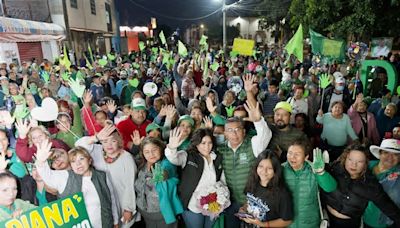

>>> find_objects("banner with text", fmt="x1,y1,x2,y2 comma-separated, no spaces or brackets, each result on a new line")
1,192,91,228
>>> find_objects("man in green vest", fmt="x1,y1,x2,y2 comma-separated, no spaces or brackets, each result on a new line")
219,90,272,228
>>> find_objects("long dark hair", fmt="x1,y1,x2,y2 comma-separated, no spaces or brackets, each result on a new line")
138,137,166,169
187,128,216,155
244,149,285,194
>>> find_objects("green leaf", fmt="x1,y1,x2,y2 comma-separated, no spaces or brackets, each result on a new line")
230,51,239,58
107,53,116,61
129,78,139,88
210,62,219,72
61,72,70,81
225,106,236,117
139,41,145,51
98,59,108,66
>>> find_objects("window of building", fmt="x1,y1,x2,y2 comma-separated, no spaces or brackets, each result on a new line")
90,0,96,15
70,0,77,9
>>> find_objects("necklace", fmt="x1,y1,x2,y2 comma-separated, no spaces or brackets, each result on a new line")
103,151,121,164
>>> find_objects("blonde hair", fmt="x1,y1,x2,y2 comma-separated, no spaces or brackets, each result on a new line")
68,146,92,163
28,126,50,146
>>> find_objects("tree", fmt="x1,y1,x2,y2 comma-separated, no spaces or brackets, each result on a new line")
257,0,291,42
206,24,240,45
288,0,400,40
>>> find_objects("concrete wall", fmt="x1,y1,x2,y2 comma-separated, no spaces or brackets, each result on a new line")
0,43,20,66
227,17,274,44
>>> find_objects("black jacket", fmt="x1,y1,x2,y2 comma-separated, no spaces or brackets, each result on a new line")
18,175,58,205
178,152,223,209
322,86,352,113
323,162,400,226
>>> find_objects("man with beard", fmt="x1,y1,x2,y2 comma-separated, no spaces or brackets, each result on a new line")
268,101,307,162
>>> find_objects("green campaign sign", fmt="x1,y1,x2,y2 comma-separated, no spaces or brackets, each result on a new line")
360,60,398,95
1,192,92,228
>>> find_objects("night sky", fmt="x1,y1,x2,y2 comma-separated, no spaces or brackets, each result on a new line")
116,0,238,29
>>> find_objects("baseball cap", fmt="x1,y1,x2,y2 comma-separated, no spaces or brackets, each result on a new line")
177,115,195,127
146,123,162,133
131,98,146,110
274,101,292,114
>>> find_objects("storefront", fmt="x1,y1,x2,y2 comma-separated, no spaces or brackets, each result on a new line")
0,16,65,65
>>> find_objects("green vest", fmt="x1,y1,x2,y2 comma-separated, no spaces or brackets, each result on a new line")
60,170,113,228
282,162,320,228
218,136,254,204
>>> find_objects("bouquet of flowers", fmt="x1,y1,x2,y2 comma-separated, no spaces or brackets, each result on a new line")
196,181,230,220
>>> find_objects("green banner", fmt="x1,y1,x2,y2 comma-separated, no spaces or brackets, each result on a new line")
1,192,92,228
309,29,346,62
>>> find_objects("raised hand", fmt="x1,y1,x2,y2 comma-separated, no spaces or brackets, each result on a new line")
243,101,262,122
165,105,177,121
203,116,213,129
15,119,31,139
0,151,10,172
68,78,85,98
312,148,327,174
0,110,15,129
96,124,116,142
158,105,167,118
319,73,332,89
82,90,93,107
206,97,217,114
106,100,117,114
168,128,185,150
194,87,200,98
35,139,53,164
242,74,257,92
163,76,172,88
130,130,144,146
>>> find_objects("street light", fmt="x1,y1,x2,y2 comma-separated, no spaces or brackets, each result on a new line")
214,0,226,53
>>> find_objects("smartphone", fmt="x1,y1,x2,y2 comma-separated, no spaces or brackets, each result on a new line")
234,212,254,219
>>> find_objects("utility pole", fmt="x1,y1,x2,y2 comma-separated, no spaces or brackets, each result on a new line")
222,0,226,53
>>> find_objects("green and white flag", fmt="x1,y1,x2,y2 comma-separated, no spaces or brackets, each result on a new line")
159,30,167,45
178,40,188,57
309,29,346,61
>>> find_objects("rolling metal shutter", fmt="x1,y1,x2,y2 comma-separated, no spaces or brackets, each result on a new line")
17,42,43,63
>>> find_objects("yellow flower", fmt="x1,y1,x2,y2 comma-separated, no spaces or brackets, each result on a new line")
208,202,221,213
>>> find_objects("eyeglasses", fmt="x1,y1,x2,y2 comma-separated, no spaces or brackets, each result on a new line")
225,127,243,134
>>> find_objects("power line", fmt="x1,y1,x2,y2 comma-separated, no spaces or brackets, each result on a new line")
127,0,223,21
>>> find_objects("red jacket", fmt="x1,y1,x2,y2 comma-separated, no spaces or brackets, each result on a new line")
116,118,150,150
16,137,70,163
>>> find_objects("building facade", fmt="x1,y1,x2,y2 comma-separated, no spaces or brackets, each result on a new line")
49,0,118,64
0,0,65,65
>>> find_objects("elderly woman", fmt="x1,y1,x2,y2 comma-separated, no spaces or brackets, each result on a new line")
347,94,380,145
317,101,358,161
322,143,400,228
36,141,119,227
15,120,70,163
363,139,400,228
75,125,137,227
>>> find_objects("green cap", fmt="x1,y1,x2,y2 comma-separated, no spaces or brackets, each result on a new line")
177,115,195,127
146,123,161,133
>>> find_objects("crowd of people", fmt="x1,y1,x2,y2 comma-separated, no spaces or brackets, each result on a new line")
0,46,400,228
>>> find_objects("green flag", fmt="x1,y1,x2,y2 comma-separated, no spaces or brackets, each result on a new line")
178,40,188,57
88,44,94,63
309,29,346,61
159,30,166,45
139,41,145,51
199,35,208,45
285,24,303,62
62,45,71,70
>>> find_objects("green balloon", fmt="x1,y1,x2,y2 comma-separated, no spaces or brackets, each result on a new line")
129,78,139,88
